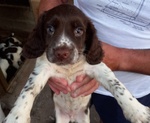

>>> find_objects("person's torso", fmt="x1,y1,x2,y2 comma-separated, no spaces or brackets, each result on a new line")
74,0,150,98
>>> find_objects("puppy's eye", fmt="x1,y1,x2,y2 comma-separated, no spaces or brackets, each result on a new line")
74,27,83,37
47,25,55,35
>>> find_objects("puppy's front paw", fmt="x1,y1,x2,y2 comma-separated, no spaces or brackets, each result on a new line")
124,105,150,123
2,112,30,123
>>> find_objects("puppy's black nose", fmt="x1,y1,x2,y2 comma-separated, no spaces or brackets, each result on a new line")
54,47,71,60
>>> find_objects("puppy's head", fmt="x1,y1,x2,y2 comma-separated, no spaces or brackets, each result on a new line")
22,4,103,65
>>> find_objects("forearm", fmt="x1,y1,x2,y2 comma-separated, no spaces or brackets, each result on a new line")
119,48,150,75
39,0,68,15
102,42,150,75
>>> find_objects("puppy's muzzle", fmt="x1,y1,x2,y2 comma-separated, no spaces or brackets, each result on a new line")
53,46,73,61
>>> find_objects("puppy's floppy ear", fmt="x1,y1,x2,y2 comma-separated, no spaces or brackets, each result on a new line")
22,12,47,58
84,21,103,65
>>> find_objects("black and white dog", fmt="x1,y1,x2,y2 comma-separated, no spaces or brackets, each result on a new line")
0,34,25,82
3,4,150,123
0,103,5,123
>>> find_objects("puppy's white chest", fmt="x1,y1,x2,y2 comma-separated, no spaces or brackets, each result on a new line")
52,58,86,84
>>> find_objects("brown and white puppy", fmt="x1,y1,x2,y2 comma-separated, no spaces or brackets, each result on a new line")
3,4,150,123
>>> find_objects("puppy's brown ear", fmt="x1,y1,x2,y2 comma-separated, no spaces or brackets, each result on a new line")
22,12,47,58
84,21,103,65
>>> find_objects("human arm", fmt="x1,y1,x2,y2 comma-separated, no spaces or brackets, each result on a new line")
102,42,150,75
39,0,68,15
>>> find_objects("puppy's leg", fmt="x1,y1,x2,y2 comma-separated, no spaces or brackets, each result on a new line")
3,57,52,123
55,105,70,123
0,103,5,123
85,62,150,123
76,108,90,123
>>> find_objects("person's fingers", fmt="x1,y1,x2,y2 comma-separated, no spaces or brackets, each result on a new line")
49,84,69,95
80,80,100,97
71,79,100,98
75,74,86,82
48,84,60,95
48,75,100,97
48,77,70,94
49,77,68,86
70,74,93,91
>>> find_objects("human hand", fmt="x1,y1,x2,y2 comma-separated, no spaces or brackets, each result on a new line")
48,77,71,95
70,74,100,98
48,75,100,97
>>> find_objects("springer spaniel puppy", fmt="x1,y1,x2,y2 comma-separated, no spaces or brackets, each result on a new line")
3,4,150,123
